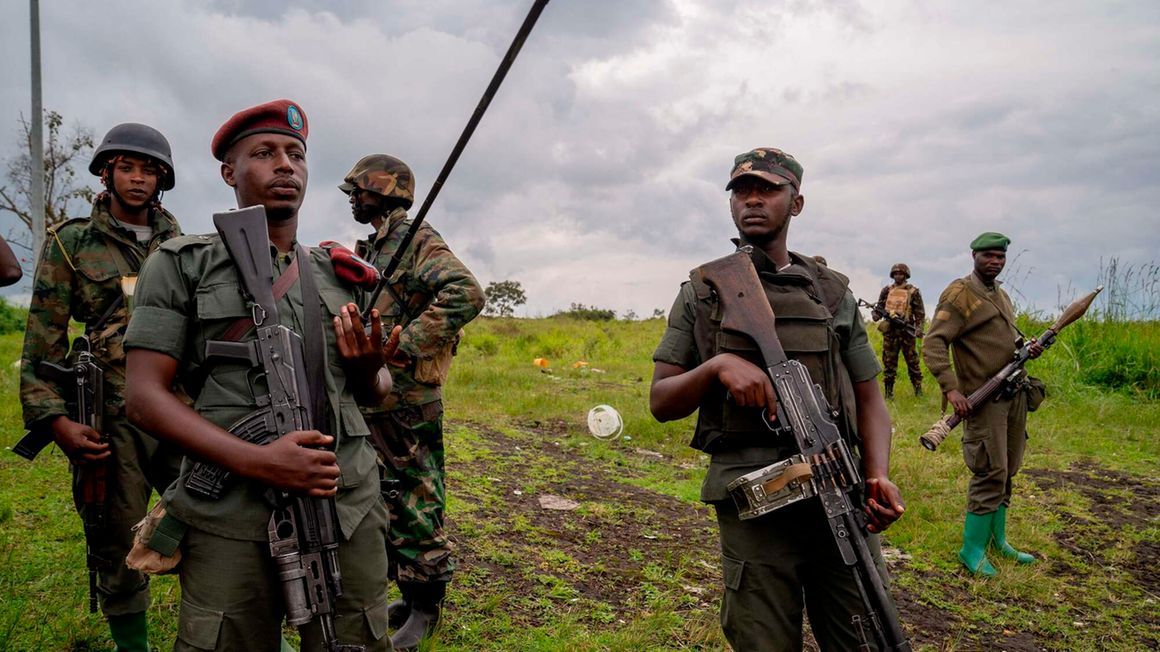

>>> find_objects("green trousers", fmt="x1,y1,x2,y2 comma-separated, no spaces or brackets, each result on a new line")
715,499,899,652
173,500,392,651
881,333,922,388
962,391,1028,514
71,415,182,616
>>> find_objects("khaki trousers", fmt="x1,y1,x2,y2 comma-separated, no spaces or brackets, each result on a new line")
962,391,1028,514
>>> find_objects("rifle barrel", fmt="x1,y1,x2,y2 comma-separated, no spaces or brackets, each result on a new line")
362,0,552,320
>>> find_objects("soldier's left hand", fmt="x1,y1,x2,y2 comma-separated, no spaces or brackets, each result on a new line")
334,304,387,382
1027,337,1044,359
863,476,905,533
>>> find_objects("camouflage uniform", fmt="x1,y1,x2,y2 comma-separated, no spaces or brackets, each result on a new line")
354,206,485,584
21,200,184,618
874,268,925,396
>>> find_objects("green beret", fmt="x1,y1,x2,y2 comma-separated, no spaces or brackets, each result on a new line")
970,232,1010,251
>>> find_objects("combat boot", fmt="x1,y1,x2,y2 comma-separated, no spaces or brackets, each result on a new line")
108,611,149,652
958,512,997,577
391,581,446,651
989,505,1035,564
386,581,413,629
884,381,894,400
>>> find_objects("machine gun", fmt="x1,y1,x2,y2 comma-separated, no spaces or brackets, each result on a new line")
919,285,1103,451
857,298,921,339
698,250,911,652
185,206,361,652
15,337,109,613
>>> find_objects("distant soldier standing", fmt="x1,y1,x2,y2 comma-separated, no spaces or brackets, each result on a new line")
873,263,925,398
20,123,184,652
341,154,485,649
923,232,1042,577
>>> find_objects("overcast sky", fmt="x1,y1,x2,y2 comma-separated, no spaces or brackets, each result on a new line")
1,0,1157,318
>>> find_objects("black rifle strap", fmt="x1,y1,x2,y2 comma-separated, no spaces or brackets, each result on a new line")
88,294,125,335
296,245,328,435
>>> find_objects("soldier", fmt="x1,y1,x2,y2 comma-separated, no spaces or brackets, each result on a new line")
649,148,905,650
341,154,485,650
123,100,397,650
923,232,1042,577
20,123,184,651
873,263,925,398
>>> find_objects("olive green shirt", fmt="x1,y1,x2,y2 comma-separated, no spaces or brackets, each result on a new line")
654,269,880,383
923,272,1021,396
124,234,379,542
653,255,880,502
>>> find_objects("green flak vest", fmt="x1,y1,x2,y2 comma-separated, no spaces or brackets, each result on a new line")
688,254,859,455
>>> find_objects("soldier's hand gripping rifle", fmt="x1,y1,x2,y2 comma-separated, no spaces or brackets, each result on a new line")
919,285,1103,451
858,298,921,339
700,250,911,652
14,337,108,613
185,206,361,652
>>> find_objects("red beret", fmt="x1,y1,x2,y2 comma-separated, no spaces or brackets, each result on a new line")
211,99,308,161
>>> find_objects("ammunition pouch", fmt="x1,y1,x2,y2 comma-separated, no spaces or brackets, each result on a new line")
126,501,185,575
412,330,462,386
1025,376,1047,412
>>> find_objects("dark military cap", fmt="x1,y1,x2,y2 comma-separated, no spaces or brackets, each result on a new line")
726,147,803,192
970,232,1010,252
211,99,308,161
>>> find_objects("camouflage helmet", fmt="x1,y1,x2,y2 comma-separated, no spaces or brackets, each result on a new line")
338,154,415,209
89,123,176,190
890,263,911,279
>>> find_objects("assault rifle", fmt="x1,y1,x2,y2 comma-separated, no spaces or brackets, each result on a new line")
919,285,1103,451
186,206,361,652
15,337,109,613
700,250,911,652
858,298,921,339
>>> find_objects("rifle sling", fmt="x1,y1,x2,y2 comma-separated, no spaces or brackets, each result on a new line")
219,256,300,342
295,246,328,434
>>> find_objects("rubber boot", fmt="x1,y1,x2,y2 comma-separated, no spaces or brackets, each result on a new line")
390,581,446,651
387,581,413,630
108,612,149,652
990,505,1035,564
959,512,997,577
884,381,894,400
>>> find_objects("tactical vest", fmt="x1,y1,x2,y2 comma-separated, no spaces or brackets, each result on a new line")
885,285,913,320
688,254,859,455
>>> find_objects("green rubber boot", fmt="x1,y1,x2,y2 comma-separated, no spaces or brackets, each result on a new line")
958,512,997,577
990,505,1035,564
108,612,149,652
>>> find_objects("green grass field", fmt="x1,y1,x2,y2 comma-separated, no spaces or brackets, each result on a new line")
0,315,1156,651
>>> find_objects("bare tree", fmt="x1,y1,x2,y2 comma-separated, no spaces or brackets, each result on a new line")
0,110,96,255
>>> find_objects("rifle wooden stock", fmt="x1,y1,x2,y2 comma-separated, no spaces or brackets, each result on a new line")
698,249,912,652
920,285,1103,451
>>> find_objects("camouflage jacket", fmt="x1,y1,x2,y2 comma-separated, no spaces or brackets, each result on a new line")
355,208,484,411
21,201,182,430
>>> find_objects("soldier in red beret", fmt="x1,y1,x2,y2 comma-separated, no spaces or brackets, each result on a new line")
124,100,397,651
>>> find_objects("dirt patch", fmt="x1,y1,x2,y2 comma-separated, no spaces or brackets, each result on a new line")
445,425,1154,650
